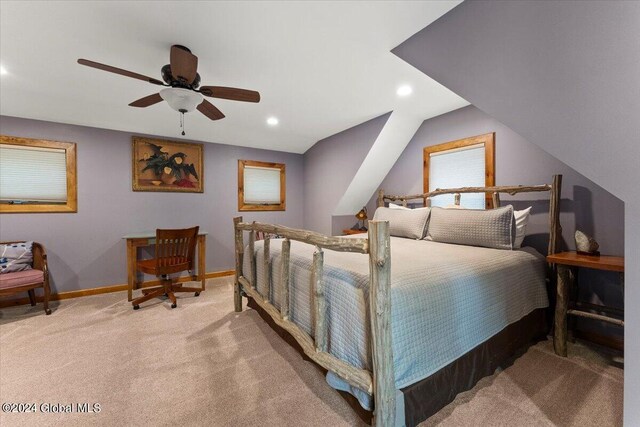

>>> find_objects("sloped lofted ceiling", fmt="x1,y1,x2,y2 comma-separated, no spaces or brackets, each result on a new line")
0,1,467,153
392,0,639,202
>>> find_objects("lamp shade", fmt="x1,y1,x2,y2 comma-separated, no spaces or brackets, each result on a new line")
355,207,368,221
159,88,203,113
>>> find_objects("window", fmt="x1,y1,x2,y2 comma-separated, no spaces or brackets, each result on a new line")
0,135,77,213
423,133,495,209
238,160,285,211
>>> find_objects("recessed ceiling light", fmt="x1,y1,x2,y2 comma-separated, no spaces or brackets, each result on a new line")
396,85,412,97
266,117,279,126
0,65,7,76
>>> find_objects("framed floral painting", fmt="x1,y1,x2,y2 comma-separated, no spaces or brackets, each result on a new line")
132,136,203,193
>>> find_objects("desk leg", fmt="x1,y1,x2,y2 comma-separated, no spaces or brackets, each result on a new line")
126,239,135,302
554,265,570,357
198,235,206,291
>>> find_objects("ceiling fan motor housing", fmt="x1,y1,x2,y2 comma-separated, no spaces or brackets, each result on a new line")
161,64,201,89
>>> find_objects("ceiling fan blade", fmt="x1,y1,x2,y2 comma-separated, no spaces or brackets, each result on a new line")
199,86,260,103
170,45,198,85
129,93,163,108
197,100,225,120
77,59,163,85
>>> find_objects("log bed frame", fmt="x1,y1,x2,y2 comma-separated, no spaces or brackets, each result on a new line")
233,174,562,427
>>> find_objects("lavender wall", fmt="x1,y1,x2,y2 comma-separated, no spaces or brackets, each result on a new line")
303,113,390,235
367,105,624,339
370,105,624,256
392,2,638,421
0,115,304,294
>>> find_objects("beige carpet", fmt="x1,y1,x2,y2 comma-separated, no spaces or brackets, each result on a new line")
0,277,622,427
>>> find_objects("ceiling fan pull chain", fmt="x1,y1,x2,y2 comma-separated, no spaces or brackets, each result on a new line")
180,111,186,136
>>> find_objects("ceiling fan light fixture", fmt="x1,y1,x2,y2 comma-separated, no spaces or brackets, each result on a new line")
160,88,203,113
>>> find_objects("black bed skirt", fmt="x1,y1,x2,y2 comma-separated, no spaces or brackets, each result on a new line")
246,297,547,426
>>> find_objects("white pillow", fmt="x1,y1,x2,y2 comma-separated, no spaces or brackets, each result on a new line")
513,207,532,248
389,202,410,210
388,202,429,211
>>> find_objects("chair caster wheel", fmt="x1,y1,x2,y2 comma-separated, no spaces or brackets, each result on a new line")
171,303,177,309
194,292,200,297
45,309,52,315
133,305,140,310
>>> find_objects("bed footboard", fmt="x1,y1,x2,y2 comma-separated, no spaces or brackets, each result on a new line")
233,217,395,426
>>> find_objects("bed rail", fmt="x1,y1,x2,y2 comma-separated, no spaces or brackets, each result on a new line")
233,218,395,426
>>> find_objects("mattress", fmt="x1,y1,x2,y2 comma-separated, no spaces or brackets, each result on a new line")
242,236,548,410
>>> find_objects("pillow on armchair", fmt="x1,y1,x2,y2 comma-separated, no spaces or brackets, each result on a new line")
0,241,34,274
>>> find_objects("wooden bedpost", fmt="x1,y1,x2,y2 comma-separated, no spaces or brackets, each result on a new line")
377,189,385,208
280,238,291,320
548,174,563,256
368,220,395,427
312,247,327,352
492,192,501,209
233,216,244,312
263,235,271,303
249,225,256,289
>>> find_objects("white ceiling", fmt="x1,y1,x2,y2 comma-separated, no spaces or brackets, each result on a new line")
0,1,467,154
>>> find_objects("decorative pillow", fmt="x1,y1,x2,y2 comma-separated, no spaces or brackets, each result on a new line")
513,207,532,248
373,207,431,239
0,241,34,274
426,205,516,250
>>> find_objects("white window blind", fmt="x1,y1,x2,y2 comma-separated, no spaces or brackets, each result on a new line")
0,144,68,202
429,143,485,209
243,165,281,204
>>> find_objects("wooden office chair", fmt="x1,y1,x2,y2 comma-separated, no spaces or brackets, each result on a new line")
131,226,200,310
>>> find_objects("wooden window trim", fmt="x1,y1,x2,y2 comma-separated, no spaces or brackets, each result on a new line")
238,160,286,211
0,135,77,213
423,132,495,208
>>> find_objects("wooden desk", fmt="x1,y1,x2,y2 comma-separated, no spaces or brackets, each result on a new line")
123,231,207,301
547,251,624,357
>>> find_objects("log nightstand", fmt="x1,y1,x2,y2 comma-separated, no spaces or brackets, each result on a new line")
342,229,367,236
547,251,624,357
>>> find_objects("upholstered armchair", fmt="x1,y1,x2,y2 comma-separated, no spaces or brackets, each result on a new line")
0,241,51,315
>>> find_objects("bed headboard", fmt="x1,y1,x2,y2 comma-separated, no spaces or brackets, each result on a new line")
377,174,563,256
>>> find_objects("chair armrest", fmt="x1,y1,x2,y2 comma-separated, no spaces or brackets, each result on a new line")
31,242,48,274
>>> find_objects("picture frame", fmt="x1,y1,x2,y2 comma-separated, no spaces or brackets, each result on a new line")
132,136,204,193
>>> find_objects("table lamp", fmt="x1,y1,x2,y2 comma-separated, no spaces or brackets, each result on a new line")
355,207,368,230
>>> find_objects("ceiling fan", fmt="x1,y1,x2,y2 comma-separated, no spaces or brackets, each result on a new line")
78,45,260,135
